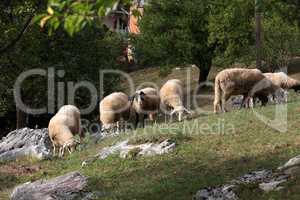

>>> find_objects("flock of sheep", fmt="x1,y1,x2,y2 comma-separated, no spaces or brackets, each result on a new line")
214,68,300,113
48,78,189,157
48,68,300,157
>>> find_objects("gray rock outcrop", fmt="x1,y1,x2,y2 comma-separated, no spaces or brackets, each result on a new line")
82,139,176,167
0,128,52,162
10,171,89,200
193,170,289,200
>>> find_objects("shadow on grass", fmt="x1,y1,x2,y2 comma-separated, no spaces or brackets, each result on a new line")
84,144,300,200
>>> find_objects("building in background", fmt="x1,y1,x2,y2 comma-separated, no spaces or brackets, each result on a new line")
129,0,146,34
103,0,146,34
103,0,147,66
103,2,129,34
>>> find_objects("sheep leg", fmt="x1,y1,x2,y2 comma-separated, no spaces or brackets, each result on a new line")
221,93,230,112
122,120,126,132
214,101,221,114
52,144,56,157
58,147,63,157
67,146,72,155
241,94,251,108
61,146,65,157
214,79,222,114
134,112,139,129
240,94,247,109
241,96,250,108
60,145,65,157
164,113,168,123
166,106,172,122
149,113,156,125
142,114,147,128
78,118,85,141
116,121,120,134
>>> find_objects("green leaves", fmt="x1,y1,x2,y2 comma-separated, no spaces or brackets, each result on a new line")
255,0,265,12
64,15,86,36
36,0,132,36
262,14,300,69
134,0,213,68
132,9,142,17
208,0,255,66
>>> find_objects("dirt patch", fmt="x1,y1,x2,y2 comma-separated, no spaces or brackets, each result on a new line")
0,164,41,176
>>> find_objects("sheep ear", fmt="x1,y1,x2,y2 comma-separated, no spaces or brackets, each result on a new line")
139,91,145,96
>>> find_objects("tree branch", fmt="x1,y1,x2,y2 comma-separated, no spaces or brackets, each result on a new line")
0,14,34,55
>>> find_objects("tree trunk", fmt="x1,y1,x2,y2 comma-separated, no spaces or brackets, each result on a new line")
255,0,262,69
16,107,26,129
198,65,211,92
198,66,211,87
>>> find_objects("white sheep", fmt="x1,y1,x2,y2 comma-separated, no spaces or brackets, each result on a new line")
160,79,190,121
264,72,300,91
245,72,299,106
48,105,82,157
130,87,160,128
214,68,281,113
99,92,131,132
263,72,300,103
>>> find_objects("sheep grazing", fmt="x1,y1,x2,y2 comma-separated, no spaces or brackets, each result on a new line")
160,79,190,121
99,92,131,132
248,84,285,107
48,105,82,157
264,72,300,92
214,68,281,113
246,72,299,106
130,87,160,128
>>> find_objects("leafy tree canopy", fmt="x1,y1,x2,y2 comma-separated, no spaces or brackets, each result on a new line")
0,0,124,134
37,0,131,36
132,0,214,83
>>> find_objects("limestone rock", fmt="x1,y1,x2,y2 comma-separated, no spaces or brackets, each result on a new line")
0,128,52,162
10,171,89,200
278,155,300,171
82,139,175,167
259,175,288,192
193,185,238,200
233,170,272,184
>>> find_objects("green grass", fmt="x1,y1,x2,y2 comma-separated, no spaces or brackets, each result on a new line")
2,63,300,199
1,94,300,199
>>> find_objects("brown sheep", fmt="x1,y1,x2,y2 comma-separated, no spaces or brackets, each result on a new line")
264,72,300,91
130,87,160,128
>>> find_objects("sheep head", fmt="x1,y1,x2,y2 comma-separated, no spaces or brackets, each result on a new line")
129,91,146,106
101,123,115,132
171,106,191,122
291,84,300,93
60,138,80,157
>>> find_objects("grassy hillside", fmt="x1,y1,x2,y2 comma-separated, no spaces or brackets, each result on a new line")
1,93,300,199
1,65,300,199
